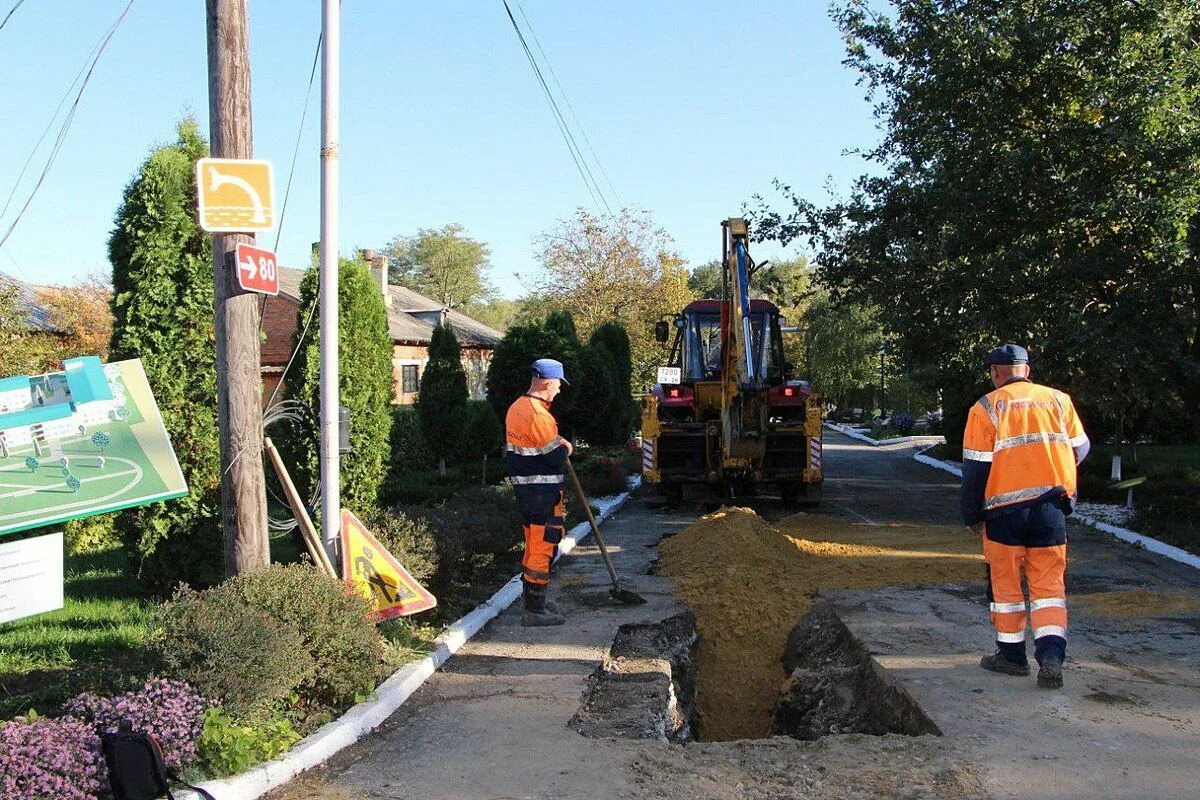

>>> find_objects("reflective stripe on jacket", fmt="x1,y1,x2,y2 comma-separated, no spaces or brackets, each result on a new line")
505,395,567,486
960,378,1088,524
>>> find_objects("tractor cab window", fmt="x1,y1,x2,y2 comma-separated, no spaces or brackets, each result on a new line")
682,311,775,382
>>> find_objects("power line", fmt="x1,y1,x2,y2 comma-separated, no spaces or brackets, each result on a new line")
0,0,27,33
500,0,613,215
0,0,136,251
511,0,622,208
273,34,322,253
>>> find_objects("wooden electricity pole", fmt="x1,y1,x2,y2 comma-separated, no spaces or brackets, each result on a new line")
206,0,269,575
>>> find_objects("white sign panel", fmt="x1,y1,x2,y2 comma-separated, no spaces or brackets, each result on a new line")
657,367,682,385
0,532,64,625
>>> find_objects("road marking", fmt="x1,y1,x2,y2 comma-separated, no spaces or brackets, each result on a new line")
832,501,880,526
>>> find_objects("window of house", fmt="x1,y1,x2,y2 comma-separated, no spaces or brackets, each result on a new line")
401,364,419,394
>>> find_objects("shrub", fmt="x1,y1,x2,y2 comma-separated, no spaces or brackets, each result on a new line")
571,454,628,498
64,513,120,555
486,315,582,436
156,565,383,726
0,713,105,800
390,406,435,472
195,707,301,778
586,322,638,446
287,258,394,511
418,324,470,475
362,507,439,587
64,678,209,770
891,411,916,436
108,117,223,592
463,400,503,462
155,587,310,720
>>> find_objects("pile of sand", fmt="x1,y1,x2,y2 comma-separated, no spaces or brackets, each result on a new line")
1074,589,1200,619
656,507,981,741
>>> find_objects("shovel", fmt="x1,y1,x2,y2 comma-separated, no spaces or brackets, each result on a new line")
564,458,647,605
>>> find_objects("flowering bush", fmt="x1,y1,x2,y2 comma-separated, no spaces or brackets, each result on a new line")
64,678,209,769
891,411,916,436
927,410,944,434
0,713,105,800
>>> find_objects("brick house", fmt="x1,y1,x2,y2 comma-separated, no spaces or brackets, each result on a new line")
262,256,503,404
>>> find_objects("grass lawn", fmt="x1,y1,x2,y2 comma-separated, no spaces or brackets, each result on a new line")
0,542,156,720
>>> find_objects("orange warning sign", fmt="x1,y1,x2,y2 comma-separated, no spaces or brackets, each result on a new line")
195,158,276,233
340,510,436,620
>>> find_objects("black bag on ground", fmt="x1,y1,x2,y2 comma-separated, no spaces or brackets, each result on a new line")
100,720,215,800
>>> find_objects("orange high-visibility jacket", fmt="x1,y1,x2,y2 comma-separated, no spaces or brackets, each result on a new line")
962,378,1088,520
504,395,567,486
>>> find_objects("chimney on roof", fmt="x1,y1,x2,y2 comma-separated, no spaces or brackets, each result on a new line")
359,249,391,308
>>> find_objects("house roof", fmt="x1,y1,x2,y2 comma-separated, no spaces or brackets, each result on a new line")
277,266,503,349
64,356,113,405
0,271,58,333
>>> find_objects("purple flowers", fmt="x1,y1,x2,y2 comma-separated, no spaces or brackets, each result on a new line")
0,679,209,800
0,714,105,800
64,678,210,769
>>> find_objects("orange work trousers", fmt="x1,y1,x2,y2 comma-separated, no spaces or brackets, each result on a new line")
517,486,565,585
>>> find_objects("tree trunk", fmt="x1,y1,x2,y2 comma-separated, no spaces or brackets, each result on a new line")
439,456,447,477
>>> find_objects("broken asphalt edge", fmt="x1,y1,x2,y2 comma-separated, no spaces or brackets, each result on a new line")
177,477,643,800
911,442,1200,573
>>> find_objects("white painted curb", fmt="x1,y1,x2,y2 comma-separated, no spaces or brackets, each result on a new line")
909,444,1200,573
181,479,641,800
825,422,945,448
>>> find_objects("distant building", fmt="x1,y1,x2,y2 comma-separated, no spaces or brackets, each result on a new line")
0,356,119,450
262,254,503,404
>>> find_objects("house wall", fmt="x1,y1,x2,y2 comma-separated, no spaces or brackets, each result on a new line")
392,345,494,405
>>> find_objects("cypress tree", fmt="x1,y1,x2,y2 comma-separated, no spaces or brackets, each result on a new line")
107,118,222,591
417,323,469,476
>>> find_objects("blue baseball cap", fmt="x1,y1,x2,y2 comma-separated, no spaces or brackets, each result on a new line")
531,358,569,385
985,344,1029,367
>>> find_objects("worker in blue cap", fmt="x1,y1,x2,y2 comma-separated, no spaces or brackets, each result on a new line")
961,343,1090,689
504,358,573,626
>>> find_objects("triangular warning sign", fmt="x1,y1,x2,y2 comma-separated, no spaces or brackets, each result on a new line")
340,509,437,620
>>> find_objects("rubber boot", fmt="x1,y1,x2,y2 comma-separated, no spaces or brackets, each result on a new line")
521,581,564,627
1038,654,1064,689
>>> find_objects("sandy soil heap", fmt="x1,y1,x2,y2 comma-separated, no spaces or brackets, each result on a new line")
1074,588,1200,618
656,507,982,741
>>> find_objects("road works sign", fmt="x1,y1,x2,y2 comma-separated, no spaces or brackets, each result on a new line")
233,243,279,295
195,158,276,233
340,510,437,620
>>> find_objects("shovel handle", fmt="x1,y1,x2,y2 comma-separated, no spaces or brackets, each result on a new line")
564,458,620,585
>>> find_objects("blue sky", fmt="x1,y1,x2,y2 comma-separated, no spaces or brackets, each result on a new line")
0,1,880,300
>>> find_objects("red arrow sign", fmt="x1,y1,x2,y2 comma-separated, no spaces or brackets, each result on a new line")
234,243,279,295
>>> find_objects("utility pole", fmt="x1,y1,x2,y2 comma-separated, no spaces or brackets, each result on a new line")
206,0,269,575
319,0,342,564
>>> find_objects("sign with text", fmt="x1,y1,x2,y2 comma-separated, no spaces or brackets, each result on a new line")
234,243,280,295
195,158,276,233
657,367,681,385
0,532,64,624
340,510,437,621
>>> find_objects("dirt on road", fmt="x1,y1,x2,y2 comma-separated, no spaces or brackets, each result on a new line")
656,507,980,740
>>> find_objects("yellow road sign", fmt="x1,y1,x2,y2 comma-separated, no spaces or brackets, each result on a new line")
195,158,275,233
340,510,437,620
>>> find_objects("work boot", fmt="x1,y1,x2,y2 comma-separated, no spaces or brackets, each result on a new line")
1038,654,1064,689
980,649,1031,677
521,581,564,627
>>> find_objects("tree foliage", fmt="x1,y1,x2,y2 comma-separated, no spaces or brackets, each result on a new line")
287,258,394,512
36,274,114,363
529,208,692,389
753,0,1200,448
802,292,884,410
585,322,637,446
384,223,494,309
417,324,469,476
107,118,222,590
486,316,582,437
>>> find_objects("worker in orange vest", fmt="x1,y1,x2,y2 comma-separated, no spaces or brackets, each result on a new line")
960,344,1090,689
505,358,573,627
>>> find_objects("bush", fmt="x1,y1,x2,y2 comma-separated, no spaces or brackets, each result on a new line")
64,513,120,556
155,565,383,727
362,507,440,587
63,678,209,770
390,406,435,472
155,586,310,721
571,454,628,498
195,706,301,778
464,400,503,462
486,315,582,436
0,713,105,800
890,411,916,436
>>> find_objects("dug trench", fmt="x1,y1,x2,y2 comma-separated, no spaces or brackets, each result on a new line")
569,506,973,744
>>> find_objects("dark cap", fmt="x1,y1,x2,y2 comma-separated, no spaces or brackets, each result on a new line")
985,344,1029,367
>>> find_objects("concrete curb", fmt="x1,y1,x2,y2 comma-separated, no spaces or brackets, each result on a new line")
182,479,642,800
825,422,945,448
910,444,1200,573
